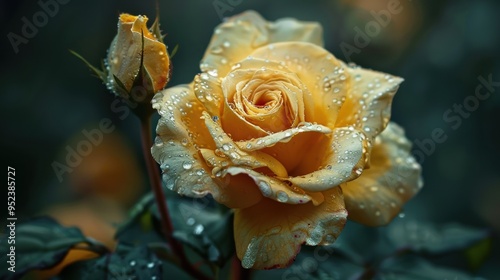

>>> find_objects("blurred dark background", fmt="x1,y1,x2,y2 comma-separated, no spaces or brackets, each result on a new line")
1,0,499,278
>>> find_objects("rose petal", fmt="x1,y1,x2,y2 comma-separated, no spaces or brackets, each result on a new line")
236,122,331,151
220,58,306,139
152,85,221,199
250,42,350,127
201,11,323,77
342,122,423,226
287,127,368,192
336,65,403,139
201,111,289,178
153,87,265,209
225,167,312,205
193,72,225,118
234,188,346,269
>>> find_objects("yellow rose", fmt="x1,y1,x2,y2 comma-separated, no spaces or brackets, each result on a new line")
152,11,422,269
106,14,170,99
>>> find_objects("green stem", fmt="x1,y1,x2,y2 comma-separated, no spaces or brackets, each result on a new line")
140,115,211,280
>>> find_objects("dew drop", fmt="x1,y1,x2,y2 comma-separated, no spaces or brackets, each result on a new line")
147,262,155,268
208,69,218,77
258,181,272,197
354,167,363,175
129,260,136,267
194,224,204,235
186,217,195,226
182,162,193,170
211,46,223,54
154,137,164,147
277,191,289,202
222,143,230,151
398,212,406,218
325,234,336,244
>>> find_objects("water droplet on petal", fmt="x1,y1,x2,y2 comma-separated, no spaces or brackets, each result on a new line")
211,46,223,54
277,191,289,202
182,162,193,170
258,181,272,197
154,137,163,147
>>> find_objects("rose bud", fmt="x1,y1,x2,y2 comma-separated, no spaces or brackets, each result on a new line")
106,13,170,104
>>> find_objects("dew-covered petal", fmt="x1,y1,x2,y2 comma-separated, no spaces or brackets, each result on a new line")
196,149,263,209
250,42,350,127
236,122,331,151
226,167,312,205
268,17,323,47
220,58,306,139
234,188,346,269
193,72,224,118
342,122,423,226
201,11,323,77
202,111,289,177
152,85,221,199
287,127,368,192
335,65,403,139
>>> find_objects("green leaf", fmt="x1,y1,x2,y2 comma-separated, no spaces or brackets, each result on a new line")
115,193,165,247
69,50,107,82
376,255,484,280
387,221,491,255
170,44,179,59
251,245,364,280
66,243,193,280
0,217,108,280
151,195,235,267
112,74,130,98
465,238,492,271
150,14,164,44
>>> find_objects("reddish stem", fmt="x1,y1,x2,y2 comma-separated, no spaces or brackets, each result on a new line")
231,255,250,280
140,115,211,280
